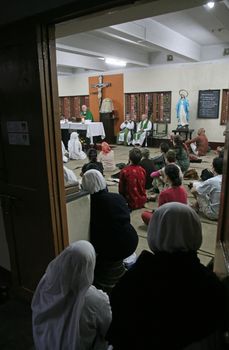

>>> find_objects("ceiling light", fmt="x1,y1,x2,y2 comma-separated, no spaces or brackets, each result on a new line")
207,1,215,8
105,58,127,67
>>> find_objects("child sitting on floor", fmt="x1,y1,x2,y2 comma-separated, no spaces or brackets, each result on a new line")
149,150,182,199
142,163,188,225
98,142,116,172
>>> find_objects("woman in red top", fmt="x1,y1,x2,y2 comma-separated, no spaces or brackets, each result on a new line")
119,148,147,210
141,163,187,225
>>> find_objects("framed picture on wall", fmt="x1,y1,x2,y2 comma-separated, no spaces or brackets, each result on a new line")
197,89,220,119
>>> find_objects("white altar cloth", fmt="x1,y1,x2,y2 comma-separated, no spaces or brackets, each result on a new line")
60,121,105,144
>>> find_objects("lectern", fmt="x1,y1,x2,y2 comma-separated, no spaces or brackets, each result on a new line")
100,112,115,144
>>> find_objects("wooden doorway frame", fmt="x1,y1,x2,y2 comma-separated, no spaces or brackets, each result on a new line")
1,0,228,299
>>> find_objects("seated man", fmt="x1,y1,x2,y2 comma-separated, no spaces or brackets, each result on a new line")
185,128,208,156
191,157,223,220
80,104,94,122
117,114,134,145
132,114,152,146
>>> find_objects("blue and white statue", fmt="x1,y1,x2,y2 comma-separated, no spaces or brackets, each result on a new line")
176,89,190,128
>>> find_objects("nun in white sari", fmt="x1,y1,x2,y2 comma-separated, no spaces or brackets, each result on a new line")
63,166,78,186
61,141,69,163
31,241,112,350
68,132,87,160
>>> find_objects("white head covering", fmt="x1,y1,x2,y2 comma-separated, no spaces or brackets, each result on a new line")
147,202,202,253
63,166,78,185
69,132,80,155
81,169,106,194
61,140,66,154
70,131,79,141
61,141,68,163
68,132,86,160
31,241,95,350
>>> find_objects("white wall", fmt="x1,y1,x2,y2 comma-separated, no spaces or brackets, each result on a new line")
124,61,229,142
66,195,90,244
58,60,229,142
58,73,89,96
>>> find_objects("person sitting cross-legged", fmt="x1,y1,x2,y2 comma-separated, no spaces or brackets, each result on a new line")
172,134,190,173
119,148,147,210
132,114,152,146
150,149,183,187
185,128,209,156
141,163,188,225
107,203,226,350
190,156,223,220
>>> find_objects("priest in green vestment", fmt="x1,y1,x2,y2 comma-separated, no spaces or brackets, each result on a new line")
80,105,94,122
132,114,152,146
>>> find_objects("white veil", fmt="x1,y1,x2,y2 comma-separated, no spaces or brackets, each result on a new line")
31,241,96,350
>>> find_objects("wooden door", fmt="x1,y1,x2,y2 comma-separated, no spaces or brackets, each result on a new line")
214,123,229,278
0,21,68,298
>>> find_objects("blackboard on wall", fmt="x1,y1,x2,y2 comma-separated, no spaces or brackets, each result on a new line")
197,90,220,119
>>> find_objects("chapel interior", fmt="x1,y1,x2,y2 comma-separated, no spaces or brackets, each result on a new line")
0,0,229,348
56,0,228,261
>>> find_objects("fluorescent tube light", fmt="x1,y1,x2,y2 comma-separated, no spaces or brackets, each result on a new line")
207,2,215,8
105,58,127,67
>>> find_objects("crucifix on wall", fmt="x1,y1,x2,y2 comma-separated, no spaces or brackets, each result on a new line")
91,75,111,110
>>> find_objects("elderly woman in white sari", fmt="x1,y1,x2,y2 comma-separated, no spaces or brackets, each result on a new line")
107,203,225,349
61,140,69,162
63,166,78,186
68,132,87,160
31,241,111,350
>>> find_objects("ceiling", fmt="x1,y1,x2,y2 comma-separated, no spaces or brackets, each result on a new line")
55,0,229,76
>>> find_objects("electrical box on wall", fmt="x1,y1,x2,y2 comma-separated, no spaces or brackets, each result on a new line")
223,48,229,56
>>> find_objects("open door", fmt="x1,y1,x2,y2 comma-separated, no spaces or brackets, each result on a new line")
0,20,68,299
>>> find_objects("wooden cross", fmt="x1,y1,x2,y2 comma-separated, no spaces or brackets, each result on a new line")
91,75,111,109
